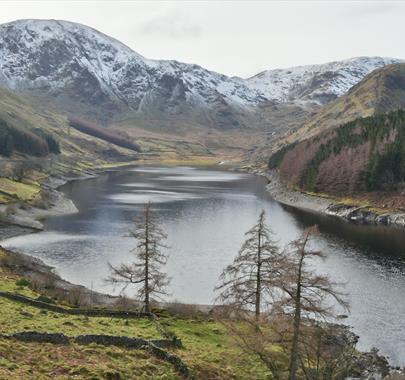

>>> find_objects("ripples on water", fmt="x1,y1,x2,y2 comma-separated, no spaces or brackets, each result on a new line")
2,166,405,365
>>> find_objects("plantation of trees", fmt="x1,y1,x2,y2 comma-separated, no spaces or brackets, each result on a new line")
268,142,297,169
365,113,405,190
68,116,140,152
269,109,405,193
0,120,60,157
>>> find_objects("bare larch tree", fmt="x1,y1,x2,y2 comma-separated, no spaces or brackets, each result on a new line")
215,210,281,319
284,226,349,380
106,202,169,313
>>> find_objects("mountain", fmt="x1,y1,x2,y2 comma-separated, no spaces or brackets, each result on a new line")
268,64,405,195
246,57,402,106
0,19,401,130
284,63,405,143
0,19,261,127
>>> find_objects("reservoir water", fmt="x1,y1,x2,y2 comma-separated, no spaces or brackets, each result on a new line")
2,166,405,365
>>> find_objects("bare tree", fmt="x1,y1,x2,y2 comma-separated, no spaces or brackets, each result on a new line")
283,226,349,380
214,223,351,379
215,210,282,320
106,202,169,313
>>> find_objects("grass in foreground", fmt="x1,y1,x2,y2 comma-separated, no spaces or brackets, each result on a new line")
0,340,178,380
0,263,271,379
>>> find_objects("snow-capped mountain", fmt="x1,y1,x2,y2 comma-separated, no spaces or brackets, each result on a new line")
0,19,261,126
246,57,402,105
0,19,401,127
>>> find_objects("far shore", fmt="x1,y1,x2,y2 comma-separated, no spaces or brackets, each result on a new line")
256,169,405,230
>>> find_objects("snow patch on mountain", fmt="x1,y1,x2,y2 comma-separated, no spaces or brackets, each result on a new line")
246,57,403,104
0,19,402,119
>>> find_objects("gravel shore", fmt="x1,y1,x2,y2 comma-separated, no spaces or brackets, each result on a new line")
264,170,405,229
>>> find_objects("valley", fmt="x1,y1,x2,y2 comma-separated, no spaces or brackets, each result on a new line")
0,16,405,380
3,166,405,367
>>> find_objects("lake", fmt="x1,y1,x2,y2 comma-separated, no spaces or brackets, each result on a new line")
2,166,405,365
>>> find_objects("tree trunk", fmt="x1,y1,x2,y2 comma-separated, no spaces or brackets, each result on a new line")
255,228,262,320
289,232,309,380
144,205,150,313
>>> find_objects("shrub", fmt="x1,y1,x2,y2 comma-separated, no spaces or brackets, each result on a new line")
15,278,31,287
68,286,86,308
165,301,202,319
42,272,57,290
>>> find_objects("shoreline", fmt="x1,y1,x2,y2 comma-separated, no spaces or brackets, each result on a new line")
0,161,142,235
0,173,98,233
0,161,222,309
0,163,402,373
0,246,124,308
261,169,405,229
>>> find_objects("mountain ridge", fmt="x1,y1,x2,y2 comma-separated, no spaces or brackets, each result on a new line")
246,56,403,105
0,19,401,129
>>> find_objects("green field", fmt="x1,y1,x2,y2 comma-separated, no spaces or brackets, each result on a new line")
0,248,271,380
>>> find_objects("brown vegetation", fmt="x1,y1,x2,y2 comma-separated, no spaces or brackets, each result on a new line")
68,116,140,152
215,215,350,379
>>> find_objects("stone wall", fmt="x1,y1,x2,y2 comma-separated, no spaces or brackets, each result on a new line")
0,291,151,318
3,331,191,379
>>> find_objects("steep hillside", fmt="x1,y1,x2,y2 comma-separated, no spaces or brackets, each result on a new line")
285,63,405,143
0,19,399,132
0,87,139,167
0,87,140,209
269,110,405,196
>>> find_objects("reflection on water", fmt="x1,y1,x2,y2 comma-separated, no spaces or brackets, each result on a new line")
2,166,405,365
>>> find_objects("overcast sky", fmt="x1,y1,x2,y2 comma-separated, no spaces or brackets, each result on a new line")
0,1,404,78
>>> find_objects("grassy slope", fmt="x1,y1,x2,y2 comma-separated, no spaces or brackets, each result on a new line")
0,178,40,203
0,87,137,159
280,63,405,146
0,250,270,379
0,88,141,204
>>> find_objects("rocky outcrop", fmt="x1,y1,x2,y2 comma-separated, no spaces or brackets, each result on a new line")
351,348,391,379
325,204,405,228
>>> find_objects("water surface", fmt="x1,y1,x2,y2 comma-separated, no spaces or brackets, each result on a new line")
2,166,405,365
